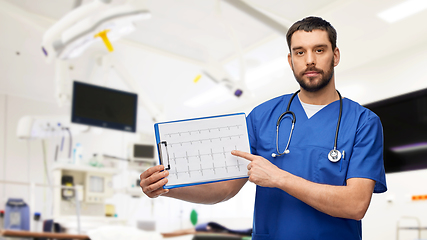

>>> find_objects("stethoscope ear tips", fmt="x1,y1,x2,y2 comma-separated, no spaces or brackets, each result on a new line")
271,150,290,158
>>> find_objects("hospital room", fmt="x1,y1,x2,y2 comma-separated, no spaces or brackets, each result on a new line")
1,0,427,239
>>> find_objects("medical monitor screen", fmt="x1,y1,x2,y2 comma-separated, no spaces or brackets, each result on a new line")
72,81,137,132
134,144,154,159
89,176,104,193
364,88,427,173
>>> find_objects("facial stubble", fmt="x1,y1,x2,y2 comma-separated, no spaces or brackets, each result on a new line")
292,57,335,92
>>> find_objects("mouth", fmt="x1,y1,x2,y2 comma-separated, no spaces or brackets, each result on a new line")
303,71,320,77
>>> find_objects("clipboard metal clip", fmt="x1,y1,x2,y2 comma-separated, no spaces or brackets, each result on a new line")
158,141,170,170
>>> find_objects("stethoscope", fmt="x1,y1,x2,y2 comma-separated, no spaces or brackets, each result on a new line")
271,89,344,163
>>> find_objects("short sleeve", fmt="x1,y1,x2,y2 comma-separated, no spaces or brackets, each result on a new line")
246,112,258,155
347,114,387,193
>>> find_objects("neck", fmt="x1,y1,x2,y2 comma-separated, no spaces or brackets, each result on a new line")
298,79,340,105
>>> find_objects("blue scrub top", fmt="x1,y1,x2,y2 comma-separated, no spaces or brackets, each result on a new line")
247,94,387,240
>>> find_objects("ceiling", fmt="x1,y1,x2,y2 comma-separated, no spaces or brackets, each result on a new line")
2,0,427,131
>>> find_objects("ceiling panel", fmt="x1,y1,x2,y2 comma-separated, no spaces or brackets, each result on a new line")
3,0,77,20
246,0,341,22
130,0,276,63
3,0,427,121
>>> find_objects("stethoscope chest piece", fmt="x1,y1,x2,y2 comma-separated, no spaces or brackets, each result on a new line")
328,149,341,162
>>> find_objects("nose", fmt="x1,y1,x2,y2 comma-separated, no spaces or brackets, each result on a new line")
306,52,316,66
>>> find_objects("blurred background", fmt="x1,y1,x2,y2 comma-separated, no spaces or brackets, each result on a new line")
1,0,427,239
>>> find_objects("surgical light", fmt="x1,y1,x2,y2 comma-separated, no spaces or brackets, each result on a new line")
42,0,151,63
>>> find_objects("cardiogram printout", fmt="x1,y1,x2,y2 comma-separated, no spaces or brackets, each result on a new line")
154,113,250,189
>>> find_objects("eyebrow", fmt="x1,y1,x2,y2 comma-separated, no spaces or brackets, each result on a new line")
291,44,329,51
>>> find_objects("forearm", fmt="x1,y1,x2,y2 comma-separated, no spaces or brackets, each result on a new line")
163,178,247,204
275,171,375,220
231,150,376,220
140,164,247,202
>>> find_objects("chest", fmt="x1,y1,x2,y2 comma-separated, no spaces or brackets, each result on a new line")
253,101,358,185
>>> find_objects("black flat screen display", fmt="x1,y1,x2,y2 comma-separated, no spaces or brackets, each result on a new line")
364,88,427,173
72,81,138,132
134,144,154,159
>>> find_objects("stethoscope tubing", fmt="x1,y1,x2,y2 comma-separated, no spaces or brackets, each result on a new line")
333,90,342,151
273,89,343,158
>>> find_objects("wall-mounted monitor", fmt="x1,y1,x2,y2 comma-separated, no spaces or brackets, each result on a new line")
85,172,113,203
128,142,156,171
364,88,427,173
72,81,138,132
131,143,155,162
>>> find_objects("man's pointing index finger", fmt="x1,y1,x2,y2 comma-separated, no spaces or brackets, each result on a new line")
231,150,255,161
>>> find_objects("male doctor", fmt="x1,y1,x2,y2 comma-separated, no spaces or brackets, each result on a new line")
140,16,387,239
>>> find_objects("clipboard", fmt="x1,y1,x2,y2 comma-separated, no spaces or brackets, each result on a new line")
154,113,251,189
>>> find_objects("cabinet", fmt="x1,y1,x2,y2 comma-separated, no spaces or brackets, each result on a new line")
52,163,123,233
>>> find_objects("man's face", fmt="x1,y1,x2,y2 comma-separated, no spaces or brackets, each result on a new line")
288,29,340,92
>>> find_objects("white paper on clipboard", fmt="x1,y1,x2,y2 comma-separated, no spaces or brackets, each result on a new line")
154,113,251,189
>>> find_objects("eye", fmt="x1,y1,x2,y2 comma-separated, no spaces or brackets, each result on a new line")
315,49,324,53
296,51,304,56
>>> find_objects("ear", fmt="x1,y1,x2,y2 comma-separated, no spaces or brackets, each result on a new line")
333,47,340,67
288,53,293,69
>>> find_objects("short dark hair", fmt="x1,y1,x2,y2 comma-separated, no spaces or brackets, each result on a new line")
286,16,337,52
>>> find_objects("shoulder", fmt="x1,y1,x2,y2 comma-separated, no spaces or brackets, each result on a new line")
247,94,293,126
343,98,382,129
250,94,292,116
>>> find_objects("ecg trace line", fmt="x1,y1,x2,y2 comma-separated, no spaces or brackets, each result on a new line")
170,150,233,161
168,134,244,147
168,145,241,162
169,163,247,178
164,124,242,137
